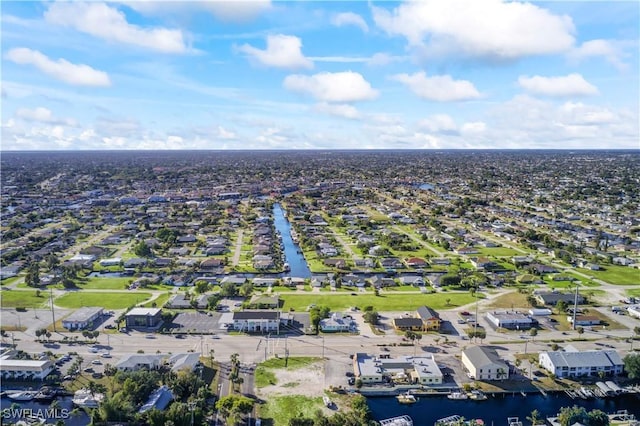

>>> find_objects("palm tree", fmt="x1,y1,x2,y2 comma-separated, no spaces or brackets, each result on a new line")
496,368,507,381
527,409,541,426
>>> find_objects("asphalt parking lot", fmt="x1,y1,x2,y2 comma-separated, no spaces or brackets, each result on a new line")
170,312,220,333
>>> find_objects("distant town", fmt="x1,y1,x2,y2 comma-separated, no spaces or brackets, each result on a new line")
1,150,639,426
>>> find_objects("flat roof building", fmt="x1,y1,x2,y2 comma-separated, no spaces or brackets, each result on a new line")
62,307,104,331
486,311,536,330
232,310,280,333
125,307,162,329
353,353,443,386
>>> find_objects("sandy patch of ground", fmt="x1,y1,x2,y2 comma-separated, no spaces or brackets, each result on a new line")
258,361,325,397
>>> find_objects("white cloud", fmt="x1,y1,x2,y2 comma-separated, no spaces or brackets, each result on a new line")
217,126,237,140
391,72,481,102
372,0,575,60
204,0,272,22
366,52,407,67
314,103,360,119
6,48,111,87
559,102,617,125
418,114,458,133
461,121,486,135
283,71,378,103
518,73,598,97
238,34,313,70
569,39,628,71
45,2,188,54
331,12,369,33
15,107,76,126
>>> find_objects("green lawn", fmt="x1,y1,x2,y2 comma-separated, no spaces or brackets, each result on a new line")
0,276,23,287
55,292,152,309
259,395,324,425
141,292,171,308
578,265,640,285
280,292,479,312
478,247,521,257
0,290,49,308
79,277,132,290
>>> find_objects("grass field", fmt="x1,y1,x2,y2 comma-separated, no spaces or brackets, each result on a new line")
258,395,324,425
55,291,152,309
478,247,521,257
578,265,640,285
255,357,321,388
0,276,22,287
486,291,531,309
0,290,49,308
79,277,132,290
140,292,171,308
280,292,479,312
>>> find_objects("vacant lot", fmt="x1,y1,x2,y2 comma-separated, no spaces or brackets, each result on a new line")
280,292,479,312
0,290,48,308
578,265,640,285
486,291,531,310
55,291,152,309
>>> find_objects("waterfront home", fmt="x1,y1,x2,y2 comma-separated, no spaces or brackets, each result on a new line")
139,385,173,413
539,348,623,378
0,351,54,380
461,346,509,381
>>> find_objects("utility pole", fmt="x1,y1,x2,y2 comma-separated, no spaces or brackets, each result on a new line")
474,286,479,342
50,287,56,332
572,283,579,331
322,336,325,359
285,336,289,367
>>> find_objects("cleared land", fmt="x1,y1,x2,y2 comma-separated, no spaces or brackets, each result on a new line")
577,265,640,285
55,291,152,309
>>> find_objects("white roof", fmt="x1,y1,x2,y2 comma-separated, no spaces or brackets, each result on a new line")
126,307,162,316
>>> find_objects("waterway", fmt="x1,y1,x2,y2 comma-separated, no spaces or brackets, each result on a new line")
368,393,640,425
272,203,312,278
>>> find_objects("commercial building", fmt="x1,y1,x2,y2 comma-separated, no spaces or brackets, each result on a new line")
539,347,624,378
0,351,54,380
232,310,280,333
416,306,441,331
125,307,163,329
62,307,104,331
320,313,356,332
486,311,536,330
116,352,201,373
461,346,509,381
567,315,601,326
353,353,443,385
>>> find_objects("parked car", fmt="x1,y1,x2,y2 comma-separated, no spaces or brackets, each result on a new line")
91,359,102,365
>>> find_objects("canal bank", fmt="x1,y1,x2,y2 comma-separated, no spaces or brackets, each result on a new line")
367,393,640,426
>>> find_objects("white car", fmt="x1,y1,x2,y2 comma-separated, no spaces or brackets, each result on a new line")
91,359,102,365
101,353,112,358
89,347,99,353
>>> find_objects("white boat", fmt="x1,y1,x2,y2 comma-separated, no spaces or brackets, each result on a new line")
396,391,417,404
72,389,104,408
448,391,469,400
381,415,414,426
469,390,487,400
6,391,37,401
283,263,291,272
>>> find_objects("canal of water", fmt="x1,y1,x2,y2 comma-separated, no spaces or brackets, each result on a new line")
368,393,640,425
272,203,312,278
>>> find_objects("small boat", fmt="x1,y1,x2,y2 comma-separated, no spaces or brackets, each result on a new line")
283,263,291,272
469,390,487,400
72,389,104,408
33,387,56,402
7,391,37,401
396,391,417,404
448,391,469,400
381,415,413,426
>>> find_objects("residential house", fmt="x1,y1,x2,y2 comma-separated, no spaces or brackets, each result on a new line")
405,257,428,268
535,291,585,306
380,258,403,269
200,258,224,270
399,275,425,286
324,258,347,269
248,295,280,309
461,346,509,380
470,257,495,270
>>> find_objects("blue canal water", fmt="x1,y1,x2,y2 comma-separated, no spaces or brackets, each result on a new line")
368,393,640,425
419,183,435,190
272,203,312,278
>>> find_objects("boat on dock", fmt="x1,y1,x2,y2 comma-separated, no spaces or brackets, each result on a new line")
72,389,104,408
469,390,487,401
380,415,414,426
33,387,56,402
396,391,417,404
435,415,463,426
447,391,469,400
6,391,37,401
283,262,291,272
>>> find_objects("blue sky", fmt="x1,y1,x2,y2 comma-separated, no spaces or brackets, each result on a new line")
1,0,638,150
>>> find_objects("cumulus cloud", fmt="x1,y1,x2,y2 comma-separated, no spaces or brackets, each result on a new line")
283,71,378,103
217,126,237,140
372,0,575,60
6,48,111,87
518,73,598,97
331,12,369,33
314,103,360,119
45,2,189,54
204,0,271,22
391,72,481,102
15,107,76,126
418,114,458,133
238,34,313,70
569,39,628,71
